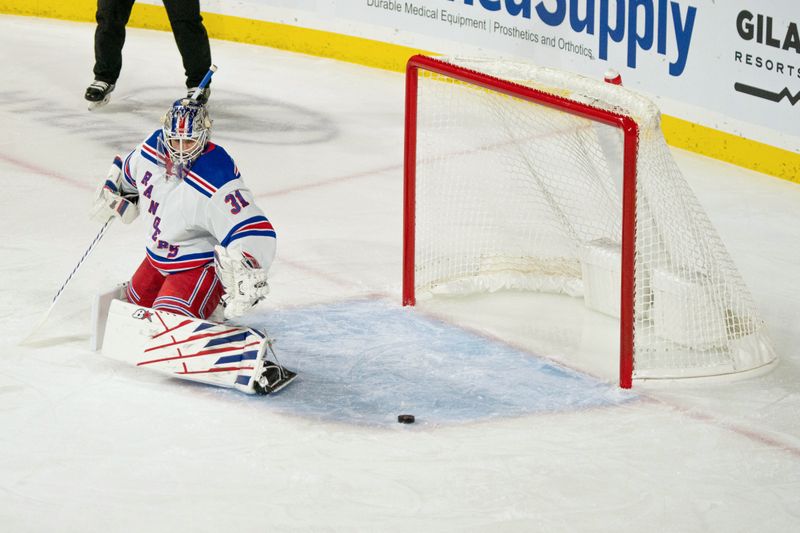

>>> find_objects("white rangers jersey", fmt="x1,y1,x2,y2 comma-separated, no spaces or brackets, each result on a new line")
118,130,276,274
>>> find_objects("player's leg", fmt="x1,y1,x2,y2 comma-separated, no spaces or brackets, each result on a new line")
126,257,166,308
153,264,224,319
87,0,136,104
91,0,136,85
162,0,212,90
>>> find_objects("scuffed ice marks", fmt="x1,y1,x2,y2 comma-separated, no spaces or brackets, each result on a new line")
0,89,146,155
0,86,337,153
211,92,338,146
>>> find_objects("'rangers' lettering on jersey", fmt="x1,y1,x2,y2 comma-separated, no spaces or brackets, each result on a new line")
118,130,276,274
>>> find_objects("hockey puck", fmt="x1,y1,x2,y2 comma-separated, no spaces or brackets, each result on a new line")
397,414,415,424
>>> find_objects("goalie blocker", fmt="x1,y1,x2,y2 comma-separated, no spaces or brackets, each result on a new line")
92,292,296,395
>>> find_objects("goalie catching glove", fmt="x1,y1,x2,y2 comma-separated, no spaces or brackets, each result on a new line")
89,156,139,224
214,245,270,319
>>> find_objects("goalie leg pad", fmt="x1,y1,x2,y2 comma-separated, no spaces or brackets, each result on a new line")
100,299,296,394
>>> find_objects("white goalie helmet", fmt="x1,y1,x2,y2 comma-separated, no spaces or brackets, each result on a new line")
159,99,212,175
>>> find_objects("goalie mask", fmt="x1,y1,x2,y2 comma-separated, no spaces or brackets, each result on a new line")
159,99,211,177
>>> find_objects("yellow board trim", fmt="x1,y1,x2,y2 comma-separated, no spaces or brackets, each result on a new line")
662,115,799,181
0,0,95,21
1,0,797,182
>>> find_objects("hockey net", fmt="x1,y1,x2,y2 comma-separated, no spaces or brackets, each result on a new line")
402,55,776,388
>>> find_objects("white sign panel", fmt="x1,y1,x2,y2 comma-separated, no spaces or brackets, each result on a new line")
204,0,800,148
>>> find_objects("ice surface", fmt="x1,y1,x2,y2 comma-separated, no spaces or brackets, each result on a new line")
239,300,635,426
1,15,799,532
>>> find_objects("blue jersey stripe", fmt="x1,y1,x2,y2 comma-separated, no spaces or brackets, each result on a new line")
183,177,213,197
146,248,216,263
226,230,277,246
123,152,136,188
221,215,272,246
226,215,268,236
140,150,159,166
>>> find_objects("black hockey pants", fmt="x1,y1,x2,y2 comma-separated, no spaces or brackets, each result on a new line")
92,0,212,87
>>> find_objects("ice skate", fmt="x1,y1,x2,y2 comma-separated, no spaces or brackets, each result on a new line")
253,359,298,395
85,80,115,110
251,337,297,395
186,86,210,105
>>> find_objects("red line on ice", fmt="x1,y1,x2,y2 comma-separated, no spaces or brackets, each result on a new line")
0,150,90,190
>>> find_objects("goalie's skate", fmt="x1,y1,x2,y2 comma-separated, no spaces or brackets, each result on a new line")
85,80,115,111
252,339,297,395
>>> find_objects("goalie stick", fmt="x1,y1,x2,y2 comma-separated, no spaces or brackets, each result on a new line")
21,216,114,344
26,65,220,341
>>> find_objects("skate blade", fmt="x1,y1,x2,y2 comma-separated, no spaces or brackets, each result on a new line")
87,95,112,111
254,366,298,395
267,369,297,394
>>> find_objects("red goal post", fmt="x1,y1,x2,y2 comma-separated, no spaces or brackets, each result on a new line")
402,55,776,389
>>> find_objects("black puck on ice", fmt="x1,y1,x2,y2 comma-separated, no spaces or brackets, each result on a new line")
397,414,415,424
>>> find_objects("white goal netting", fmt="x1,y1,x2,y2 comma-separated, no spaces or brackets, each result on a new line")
407,56,776,382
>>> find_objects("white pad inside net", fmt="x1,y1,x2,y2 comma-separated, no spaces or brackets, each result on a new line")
409,57,776,380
